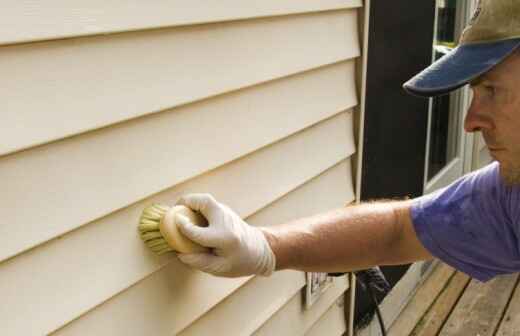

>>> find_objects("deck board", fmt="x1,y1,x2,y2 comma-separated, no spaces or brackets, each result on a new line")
439,274,518,336
410,272,470,336
387,263,455,336
496,276,520,336
382,264,520,336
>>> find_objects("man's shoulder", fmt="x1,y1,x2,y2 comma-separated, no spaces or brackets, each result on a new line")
433,161,519,222
412,162,502,217
437,161,497,192
461,161,499,186
411,161,520,282
440,162,501,198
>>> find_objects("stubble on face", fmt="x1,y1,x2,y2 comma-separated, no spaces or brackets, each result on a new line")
500,163,520,186
491,49,520,185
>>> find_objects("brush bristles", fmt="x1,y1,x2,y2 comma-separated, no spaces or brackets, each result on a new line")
138,204,173,255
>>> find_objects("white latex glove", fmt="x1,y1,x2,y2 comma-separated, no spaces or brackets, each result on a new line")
175,193,276,278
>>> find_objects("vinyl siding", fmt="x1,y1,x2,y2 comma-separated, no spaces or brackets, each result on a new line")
1,10,360,156
253,275,349,335
54,160,355,336
305,296,348,336
1,61,357,263
1,3,364,335
0,0,362,45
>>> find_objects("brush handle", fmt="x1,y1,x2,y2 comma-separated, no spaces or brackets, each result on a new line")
159,205,210,254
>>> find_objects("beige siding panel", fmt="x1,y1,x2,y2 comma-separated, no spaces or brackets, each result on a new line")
305,298,347,336
3,113,355,336
52,159,355,336
0,1,362,45
253,276,349,336
0,61,357,263
181,271,306,336
1,10,360,156
179,160,354,336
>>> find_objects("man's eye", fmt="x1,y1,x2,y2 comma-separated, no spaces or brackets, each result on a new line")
484,85,495,94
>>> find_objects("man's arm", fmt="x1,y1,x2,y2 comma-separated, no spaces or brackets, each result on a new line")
261,201,433,273
175,194,433,277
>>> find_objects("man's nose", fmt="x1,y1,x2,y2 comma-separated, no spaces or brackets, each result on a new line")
464,98,493,133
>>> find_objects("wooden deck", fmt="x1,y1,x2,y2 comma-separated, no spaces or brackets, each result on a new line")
386,263,520,336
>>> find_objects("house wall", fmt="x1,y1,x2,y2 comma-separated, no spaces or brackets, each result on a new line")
0,1,365,335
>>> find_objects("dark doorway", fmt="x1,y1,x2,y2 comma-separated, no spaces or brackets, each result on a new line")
356,0,435,330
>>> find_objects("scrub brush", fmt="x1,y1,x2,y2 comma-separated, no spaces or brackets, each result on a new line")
138,204,210,255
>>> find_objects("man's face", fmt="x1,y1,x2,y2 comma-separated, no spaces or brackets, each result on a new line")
466,51,520,185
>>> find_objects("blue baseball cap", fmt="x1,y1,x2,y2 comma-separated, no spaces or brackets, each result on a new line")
404,0,520,97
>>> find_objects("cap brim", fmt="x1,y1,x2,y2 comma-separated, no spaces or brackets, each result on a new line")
404,38,520,97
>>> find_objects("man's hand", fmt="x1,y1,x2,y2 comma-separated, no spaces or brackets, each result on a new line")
175,193,276,277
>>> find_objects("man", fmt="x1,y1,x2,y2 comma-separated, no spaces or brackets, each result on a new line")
174,0,520,281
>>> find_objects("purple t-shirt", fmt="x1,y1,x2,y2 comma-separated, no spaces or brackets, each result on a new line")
411,162,520,282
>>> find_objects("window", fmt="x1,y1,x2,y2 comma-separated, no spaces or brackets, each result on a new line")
427,0,464,180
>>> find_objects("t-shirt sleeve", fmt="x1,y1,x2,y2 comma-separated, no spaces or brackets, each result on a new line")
411,162,520,282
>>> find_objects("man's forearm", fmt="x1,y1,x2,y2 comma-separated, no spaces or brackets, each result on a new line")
260,201,432,273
